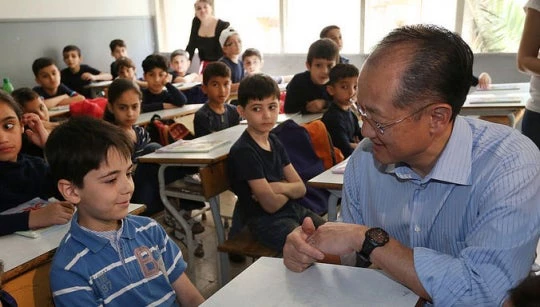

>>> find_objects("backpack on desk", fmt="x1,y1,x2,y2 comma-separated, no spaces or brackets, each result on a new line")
146,114,193,146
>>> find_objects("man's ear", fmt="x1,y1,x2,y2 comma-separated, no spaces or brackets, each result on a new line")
57,179,81,204
429,103,452,132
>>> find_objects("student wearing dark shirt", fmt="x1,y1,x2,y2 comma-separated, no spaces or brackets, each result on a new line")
61,45,112,97
141,54,187,113
218,27,244,92
228,74,325,251
322,64,362,158
31,57,85,109
284,38,339,114
109,39,128,79
193,62,239,137
320,25,350,64
0,91,73,236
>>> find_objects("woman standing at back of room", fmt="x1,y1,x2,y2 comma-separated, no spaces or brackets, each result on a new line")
517,0,540,149
185,0,230,73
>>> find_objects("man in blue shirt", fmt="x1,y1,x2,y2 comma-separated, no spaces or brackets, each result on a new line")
283,24,540,306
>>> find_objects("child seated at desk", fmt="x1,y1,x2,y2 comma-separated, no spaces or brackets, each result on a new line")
228,74,326,251
61,45,113,97
109,39,128,79
218,27,244,93
321,63,362,158
320,25,349,64
32,57,85,109
45,116,204,306
0,90,74,236
284,38,339,114
11,87,59,133
170,49,202,84
169,50,206,104
141,54,187,113
194,62,240,137
242,48,293,84
103,79,205,230
115,56,147,89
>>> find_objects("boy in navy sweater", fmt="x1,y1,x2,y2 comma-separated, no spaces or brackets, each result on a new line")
141,54,187,112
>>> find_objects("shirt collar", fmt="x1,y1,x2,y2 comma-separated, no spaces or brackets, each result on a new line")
69,212,134,253
386,116,472,185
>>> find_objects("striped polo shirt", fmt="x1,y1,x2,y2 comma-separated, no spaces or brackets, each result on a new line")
50,214,186,306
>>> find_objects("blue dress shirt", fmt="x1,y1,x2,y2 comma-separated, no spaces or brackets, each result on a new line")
342,116,540,306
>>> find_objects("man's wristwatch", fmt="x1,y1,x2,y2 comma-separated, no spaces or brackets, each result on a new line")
356,227,389,268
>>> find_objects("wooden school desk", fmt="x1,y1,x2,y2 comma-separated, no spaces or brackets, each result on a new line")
136,103,203,126
461,82,529,128
0,203,146,307
138,112,325,286
202,257,419,307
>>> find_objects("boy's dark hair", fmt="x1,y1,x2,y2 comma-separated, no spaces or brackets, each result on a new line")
109,39,126,52
0,90,23,119
202,62,231,85
241,48,262,62
508,276,540,307
237,74,280,107
32,57,57,77
142,54,168,74
11,87,40,108
307,38,339,65
115,57,136,71
320,25,340,39
62,45,81,57
104,79,141,124
170,49,190,61
45,116,133,188
328,63,359,85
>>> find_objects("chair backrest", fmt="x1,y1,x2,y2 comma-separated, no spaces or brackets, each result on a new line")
302,120,344,170
271,119,329,214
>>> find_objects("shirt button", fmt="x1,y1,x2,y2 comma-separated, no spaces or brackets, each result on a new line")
414,225,421,232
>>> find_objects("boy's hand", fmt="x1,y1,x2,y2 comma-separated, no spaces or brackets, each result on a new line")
165,73,173,85
28,201,75,229
163,102,176,109
81,72,95,81
306,99,327,113
22,113,49,148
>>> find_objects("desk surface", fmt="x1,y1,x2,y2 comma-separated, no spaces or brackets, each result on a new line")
136,103,203,126
0,203,145,282
138,124,246,165
48,105,70,118
308,159,346,191
202,257,418,307
462,82,529,110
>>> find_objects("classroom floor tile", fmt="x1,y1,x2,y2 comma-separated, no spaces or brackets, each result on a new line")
154,191,255,299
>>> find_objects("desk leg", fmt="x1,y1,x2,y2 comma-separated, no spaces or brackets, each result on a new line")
327,193,339,222
209,195,230,286
158,166,196,268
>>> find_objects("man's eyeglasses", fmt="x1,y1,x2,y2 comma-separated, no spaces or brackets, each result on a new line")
357,103,436,135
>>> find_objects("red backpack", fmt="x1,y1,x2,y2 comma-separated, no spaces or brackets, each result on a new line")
146,114,193,146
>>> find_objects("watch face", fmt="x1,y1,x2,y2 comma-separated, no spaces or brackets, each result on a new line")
367,227,389,246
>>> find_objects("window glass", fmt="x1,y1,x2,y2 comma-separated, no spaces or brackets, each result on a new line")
283,0,361,54
364,0,456,52
216,0,281,53
461,0,526,53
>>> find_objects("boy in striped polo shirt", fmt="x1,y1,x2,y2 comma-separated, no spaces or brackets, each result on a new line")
45,116,204,307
